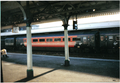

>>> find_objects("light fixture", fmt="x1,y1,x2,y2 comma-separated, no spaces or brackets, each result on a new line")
93,9,95,11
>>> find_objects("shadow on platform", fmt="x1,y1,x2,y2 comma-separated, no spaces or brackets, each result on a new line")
15,68,58,82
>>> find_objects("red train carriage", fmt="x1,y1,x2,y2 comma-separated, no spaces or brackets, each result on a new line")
23,31,99,52
23,36,77,51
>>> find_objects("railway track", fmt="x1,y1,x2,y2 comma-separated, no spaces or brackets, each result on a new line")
9,50,119,60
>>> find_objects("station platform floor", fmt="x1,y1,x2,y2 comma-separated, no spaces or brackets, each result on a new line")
1,53,120,82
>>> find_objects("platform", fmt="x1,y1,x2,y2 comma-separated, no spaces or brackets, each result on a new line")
1,53,120,82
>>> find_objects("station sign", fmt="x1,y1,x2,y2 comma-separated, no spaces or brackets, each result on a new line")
12,27,19,33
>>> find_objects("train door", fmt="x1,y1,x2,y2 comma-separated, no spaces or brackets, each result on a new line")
114,35,119,46
83,36,87,45
95,32,100,52
107,35,114,49
99,34,108,53
82,36,89,52
100,35,105,47
16,37,26,52
14,37,16,51
72,36,81,46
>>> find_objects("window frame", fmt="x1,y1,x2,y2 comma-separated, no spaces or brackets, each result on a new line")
63,38,70,41
33,39,38,42
54,38,61,42
72,37,81,41
46,38,53,42
39,39,45,42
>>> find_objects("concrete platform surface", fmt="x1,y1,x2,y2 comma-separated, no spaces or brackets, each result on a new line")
1,53,120,82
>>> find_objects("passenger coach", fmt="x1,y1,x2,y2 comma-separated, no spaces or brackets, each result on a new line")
23,31,99,52
1,28,119,54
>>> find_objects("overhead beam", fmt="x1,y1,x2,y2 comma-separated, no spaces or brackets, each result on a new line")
2,1,118,17
1,8,119,30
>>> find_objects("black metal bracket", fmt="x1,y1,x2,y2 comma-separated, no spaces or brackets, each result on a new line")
16,1,32,26
16,1,27,21
58,13,71,30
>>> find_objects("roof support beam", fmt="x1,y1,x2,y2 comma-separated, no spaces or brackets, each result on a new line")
16,1,27,21
1,1,119,29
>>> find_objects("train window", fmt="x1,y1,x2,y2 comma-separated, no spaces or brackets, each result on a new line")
5,40,8,43
100,36,104,41
9,39,13,43
116,37,120,41
83,37,87,41
83,37,87,44
47,38,53,42
63,38,70,41
54,38,61,41
5,39,14,45
39,39,45,42
109,36,113,41
33,39,38,42
10,40,12,43
72,38,81,41
12,40,14,43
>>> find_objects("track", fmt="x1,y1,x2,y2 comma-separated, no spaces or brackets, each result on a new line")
9,50,119,60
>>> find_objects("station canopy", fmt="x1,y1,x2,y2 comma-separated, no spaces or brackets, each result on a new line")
1,1,119,29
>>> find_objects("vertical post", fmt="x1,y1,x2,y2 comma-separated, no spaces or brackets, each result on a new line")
0,1,3,82
1,60,3,82
26,22,33,78
16,1,33,78
63,24,70,66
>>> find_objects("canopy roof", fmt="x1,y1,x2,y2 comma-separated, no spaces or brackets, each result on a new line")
1,1,119,28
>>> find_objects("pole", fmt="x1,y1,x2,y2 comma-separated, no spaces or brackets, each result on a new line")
26,22,33,78
1,60,3,82
63,24,70,66
15,1,33,78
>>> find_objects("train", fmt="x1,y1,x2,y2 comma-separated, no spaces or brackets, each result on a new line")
1,28,119,54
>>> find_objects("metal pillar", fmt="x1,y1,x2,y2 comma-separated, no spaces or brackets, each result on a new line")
26,22,33,78
63,24,70,66
1,60,3,82
0,1,3,82
16,1,33,78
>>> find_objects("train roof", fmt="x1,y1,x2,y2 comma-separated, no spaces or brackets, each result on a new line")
23,31,98,38
100,30,119,35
